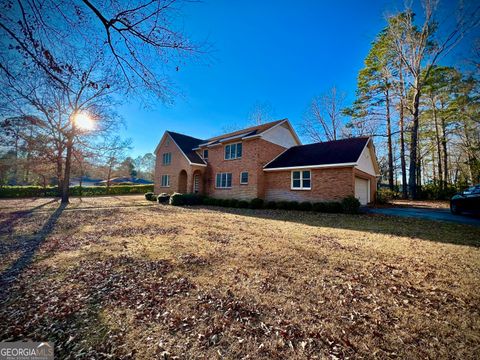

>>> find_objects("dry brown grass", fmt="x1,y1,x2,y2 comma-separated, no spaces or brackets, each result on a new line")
0,195,479,359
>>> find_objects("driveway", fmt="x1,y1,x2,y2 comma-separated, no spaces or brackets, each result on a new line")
367,207,480,227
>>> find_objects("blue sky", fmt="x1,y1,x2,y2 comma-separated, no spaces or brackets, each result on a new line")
119,0,476,157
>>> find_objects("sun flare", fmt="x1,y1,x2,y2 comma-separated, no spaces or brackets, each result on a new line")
73,112,95,131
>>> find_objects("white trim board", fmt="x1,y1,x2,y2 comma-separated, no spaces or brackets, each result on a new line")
263,163,357,171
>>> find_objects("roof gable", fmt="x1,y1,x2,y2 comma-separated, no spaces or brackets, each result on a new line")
205,119,285,144
166,131,206,165
264,137,371,169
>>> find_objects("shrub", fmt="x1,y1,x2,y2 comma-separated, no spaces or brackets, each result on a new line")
276,201,289,210
250,198,264,209
312,202,326,212
224,199,235,207
157,193,170,204
376,188,397,204
341,195,361,214
298,201,312,211
229,199,240,208
418,183,458,200
266,201,277,209
325,202,343,213
238,200,249,208
312,201,343,213
202,197,216,206
145,192,156,201
213,198,224,207
182,193,204,205
169,192,184,206
0,185,154,198
285,201,299,210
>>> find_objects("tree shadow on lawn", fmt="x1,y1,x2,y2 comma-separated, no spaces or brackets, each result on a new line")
0,202,67,295
190,206,480,248
0,199,58,233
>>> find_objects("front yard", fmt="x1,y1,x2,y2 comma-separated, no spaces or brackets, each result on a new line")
0,195,479,359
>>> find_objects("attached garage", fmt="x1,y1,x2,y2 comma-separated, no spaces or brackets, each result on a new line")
263,137,380,204
355,177,370,205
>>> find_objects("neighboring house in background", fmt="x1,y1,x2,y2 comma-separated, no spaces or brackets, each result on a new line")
96,177,154,186
70,176,102,187
154,119,379,205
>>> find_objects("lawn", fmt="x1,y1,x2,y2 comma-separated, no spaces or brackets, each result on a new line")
0,195,479,359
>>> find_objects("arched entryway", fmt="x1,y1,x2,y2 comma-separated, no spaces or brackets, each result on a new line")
192,170,202,194
178,170,187,193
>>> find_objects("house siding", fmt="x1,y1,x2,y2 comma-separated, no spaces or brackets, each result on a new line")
204,138,287,200
154,127,378,204
264,167,355,202
154,134,205,194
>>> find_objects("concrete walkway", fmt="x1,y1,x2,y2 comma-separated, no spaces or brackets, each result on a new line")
367,207,480,227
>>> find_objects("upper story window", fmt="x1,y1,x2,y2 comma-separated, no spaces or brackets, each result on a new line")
162,152,171,165
224,142,242,160
291,170,311,190
240,171,248,184
203,149,209,160
216,173,232,188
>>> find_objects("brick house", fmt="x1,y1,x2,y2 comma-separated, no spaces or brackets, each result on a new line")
154,119,379,205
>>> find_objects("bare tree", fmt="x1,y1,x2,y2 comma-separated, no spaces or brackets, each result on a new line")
248,101,274,125
0,0,202,101
0,56,122,202
387,1,480,198
102,136,132,191
302,86,346,142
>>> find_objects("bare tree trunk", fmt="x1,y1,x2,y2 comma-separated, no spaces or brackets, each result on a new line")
409,81,421,199
399,67,408,199
385,87,394,190
432,102,443,186
440,106,448,186
107,161,113,194
431,147,436,184
61,133,74,204
56,150,63,197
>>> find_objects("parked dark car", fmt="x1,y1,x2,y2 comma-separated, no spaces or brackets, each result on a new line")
450,185,480,214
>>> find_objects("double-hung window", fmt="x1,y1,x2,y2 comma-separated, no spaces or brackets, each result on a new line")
160,175,170,187
162,152,171,165
240,171,248,184
291,170,311,190
215,173,232,188
224,142,242,160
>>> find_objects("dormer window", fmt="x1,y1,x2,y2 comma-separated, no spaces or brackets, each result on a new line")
203,149,209,160
224,142,242,160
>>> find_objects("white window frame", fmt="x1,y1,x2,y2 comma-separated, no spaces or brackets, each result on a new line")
240,171,248,185
162,152,171,165
224,142,242,160
160,174,170,187
291,170,311,190
215,173,232,189
203,149,209,160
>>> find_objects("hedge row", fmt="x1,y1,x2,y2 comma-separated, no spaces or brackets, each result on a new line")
153,192,361,214
0,185,154,198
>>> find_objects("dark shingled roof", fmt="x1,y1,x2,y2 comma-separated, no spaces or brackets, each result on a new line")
167,131,206,165
205,119,286,144
264,137,370,169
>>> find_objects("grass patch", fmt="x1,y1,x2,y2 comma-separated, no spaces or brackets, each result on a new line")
0,195,479,358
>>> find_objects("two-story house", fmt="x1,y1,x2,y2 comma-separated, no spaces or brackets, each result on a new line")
154,119,379,205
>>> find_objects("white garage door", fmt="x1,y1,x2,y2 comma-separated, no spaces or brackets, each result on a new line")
355,177,369,205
